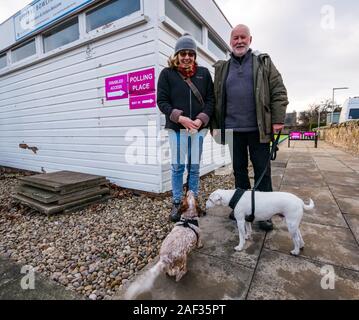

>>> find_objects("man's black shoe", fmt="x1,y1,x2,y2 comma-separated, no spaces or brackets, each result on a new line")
169,202,181,222
258,219,273,231
229,210,236,221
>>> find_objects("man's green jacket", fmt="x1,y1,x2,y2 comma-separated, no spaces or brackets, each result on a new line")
210,51,289,143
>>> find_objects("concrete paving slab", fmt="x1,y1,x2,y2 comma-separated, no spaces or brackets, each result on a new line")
282,168,326,187
287,156,314,163
286,161,317,169
320,171,359,187
120,252,253,300
342,161,359,172
345,214,359,244
279,185,347,228
335,197,359,215
0,257,80,300
246,249,359,300
329,184,359,198
272,161,287,168
196,215,265,269
313,159,352,172
265,220,359,271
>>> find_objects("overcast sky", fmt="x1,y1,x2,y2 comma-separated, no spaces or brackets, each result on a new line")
0,0,358,112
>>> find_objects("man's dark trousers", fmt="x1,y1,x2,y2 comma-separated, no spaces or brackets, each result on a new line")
230,131,272,192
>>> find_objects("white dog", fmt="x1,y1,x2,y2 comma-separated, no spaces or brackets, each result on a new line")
206,189,314,256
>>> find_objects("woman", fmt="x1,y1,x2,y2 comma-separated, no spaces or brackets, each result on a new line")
157,33,214,222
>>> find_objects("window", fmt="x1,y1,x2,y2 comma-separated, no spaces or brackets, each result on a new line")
43,18,79,53
208,34,227,59
165,0,202,43
11,39,36,63
0,53,6,69
86,0,141,32
348,109,359,119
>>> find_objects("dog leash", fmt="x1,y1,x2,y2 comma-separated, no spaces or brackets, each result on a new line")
245,130,282,223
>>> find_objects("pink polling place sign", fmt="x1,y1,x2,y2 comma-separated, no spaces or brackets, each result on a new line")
105,74,128,100
129,93,156,110
128,68,155,95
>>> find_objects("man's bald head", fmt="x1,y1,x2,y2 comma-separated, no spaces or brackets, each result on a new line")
230,24,252,57
231,24,251,38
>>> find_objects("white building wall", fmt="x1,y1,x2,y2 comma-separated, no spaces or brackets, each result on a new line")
0,0,165,192
0,0,232,193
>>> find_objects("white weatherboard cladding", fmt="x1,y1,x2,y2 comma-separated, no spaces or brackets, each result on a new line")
0,20,162,192
0,0,232,193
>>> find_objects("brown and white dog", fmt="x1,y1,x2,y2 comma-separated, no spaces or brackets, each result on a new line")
124,190,203,299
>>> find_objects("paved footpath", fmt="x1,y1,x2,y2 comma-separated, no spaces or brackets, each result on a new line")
118,140,359,300
1,140,358,300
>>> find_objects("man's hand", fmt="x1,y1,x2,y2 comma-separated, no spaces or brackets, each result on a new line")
272,124,284,133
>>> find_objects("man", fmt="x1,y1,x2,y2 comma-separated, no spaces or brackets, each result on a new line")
210,24,288,231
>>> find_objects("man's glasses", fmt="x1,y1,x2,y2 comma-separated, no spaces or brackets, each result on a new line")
178,51,195,58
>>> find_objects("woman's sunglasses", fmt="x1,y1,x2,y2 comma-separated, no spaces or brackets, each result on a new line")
178,51,195,58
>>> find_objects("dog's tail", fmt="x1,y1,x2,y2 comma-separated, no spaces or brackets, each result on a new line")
302,198,314,211
124,260,166,300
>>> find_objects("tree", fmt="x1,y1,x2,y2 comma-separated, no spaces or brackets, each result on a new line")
298,99,339,130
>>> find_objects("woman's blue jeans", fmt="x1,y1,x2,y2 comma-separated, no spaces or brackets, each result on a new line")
168,129,206,203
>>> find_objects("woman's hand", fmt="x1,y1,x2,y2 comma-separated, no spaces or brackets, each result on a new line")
178,116,198,131
193,119,203,130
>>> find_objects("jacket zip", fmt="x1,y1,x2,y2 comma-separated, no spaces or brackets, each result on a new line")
189,88,192,119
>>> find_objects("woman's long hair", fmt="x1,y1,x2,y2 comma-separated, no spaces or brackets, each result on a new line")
167,53,198,69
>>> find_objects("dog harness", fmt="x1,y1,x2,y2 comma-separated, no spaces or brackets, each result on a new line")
176,218,199,243
229,131,282,223
229,188,246,210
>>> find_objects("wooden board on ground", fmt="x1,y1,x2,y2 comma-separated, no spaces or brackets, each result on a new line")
16,184,109,204
13,193,109,215
18,171,107,194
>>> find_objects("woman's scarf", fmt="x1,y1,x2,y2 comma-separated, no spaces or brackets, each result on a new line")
177,63,197,78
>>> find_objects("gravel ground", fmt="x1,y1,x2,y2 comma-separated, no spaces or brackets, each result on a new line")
0,167,234,300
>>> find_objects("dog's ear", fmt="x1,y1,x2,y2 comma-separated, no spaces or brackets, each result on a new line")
179,198,189,213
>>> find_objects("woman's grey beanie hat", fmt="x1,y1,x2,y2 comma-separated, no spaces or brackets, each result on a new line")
174,33,197,56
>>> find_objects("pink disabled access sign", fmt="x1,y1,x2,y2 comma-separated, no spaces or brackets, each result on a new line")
128,68,155,95
105,74,128,100
129,93,156,110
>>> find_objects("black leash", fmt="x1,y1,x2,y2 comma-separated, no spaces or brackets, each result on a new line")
245,131,282,223
185,135,192,193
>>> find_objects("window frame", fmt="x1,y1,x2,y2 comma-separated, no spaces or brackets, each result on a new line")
0,0,145,76
11,38,37,64
208,32,228,59
85,0,143,34
164,0,203,44
42,16,80,53
0,53,7,69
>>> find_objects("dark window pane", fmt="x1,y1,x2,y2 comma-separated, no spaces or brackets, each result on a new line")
43,18,79,53
348,109,359,119
208,34,227,59
0,54,6,69
12,40,36,63
86,0,141,32
165,0,202,43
